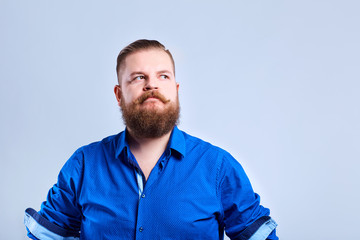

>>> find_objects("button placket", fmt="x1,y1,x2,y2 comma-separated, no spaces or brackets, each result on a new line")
135,194,145,238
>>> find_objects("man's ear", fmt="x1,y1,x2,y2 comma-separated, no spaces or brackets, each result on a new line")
176,82,179,91
114,85,122,107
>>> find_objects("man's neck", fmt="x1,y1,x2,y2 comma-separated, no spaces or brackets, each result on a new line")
127,130,172,154
126,128,173,180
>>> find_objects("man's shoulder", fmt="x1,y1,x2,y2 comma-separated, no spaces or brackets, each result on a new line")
74,131,123,155
180,130,212,148
179,129,232,158
179,129,243,176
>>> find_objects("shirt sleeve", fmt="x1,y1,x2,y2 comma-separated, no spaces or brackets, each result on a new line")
24,149,84,240
219,153,278,240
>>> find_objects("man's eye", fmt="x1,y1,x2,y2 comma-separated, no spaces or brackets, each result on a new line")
134,76,145,81
160,75,169,79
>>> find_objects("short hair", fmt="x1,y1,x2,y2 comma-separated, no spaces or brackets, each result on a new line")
116,39,175,82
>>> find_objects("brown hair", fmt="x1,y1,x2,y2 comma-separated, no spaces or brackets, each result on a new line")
116,39,175,82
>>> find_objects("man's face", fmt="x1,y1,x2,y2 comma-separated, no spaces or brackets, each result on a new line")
114,48,180,138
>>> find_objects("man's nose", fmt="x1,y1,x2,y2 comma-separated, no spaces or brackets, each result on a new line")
143,76,158,91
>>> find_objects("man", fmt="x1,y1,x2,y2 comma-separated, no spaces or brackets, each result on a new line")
24,39,278,239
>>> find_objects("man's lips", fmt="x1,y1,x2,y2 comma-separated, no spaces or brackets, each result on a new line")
143,97,161,102
135,91,170,104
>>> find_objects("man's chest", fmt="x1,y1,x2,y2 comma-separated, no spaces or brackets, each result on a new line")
77,157,223,239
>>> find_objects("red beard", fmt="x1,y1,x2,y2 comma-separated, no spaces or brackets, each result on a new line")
120,91,180,138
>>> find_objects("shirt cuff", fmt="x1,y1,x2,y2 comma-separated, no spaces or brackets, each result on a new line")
233,216,278,240
27,230,40,240
249,217,277,240
24,208,80,240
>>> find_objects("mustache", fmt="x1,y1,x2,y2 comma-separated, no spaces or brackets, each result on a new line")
134,91,170,104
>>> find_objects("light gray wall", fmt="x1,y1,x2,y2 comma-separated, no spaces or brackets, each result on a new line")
1,0,359,239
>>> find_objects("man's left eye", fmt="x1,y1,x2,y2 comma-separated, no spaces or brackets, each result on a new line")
160,75,169,79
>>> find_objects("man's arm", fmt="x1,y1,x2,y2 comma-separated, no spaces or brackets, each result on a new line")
24,149,84,239
219,153,278,240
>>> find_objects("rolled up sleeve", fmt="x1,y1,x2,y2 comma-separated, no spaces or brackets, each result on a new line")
24,149,84,239
219,154,278,240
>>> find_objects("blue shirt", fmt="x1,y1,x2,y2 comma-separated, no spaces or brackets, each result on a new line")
24,126,278,240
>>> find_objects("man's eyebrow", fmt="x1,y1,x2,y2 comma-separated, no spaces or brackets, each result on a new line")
157,70,173,75
129,71,145,76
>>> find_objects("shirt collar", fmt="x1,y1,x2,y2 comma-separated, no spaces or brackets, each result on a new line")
115,126,186,160
167,126,186,159
115,129,130,160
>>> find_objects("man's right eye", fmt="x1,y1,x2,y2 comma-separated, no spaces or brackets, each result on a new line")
134,76,145,81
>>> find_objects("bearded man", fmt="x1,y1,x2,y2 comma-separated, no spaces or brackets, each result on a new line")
24,39,278,240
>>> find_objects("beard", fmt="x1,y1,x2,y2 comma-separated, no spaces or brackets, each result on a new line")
120,91,180,138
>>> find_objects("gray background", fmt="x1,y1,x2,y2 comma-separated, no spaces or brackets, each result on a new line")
1,0,359,239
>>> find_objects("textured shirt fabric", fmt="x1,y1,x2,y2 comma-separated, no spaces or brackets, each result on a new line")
24,126,278,239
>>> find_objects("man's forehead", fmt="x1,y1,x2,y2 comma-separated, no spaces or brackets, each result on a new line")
122,49,173,72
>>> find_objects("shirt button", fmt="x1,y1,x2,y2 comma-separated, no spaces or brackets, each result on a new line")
139,227,143,232
141,194,145,198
